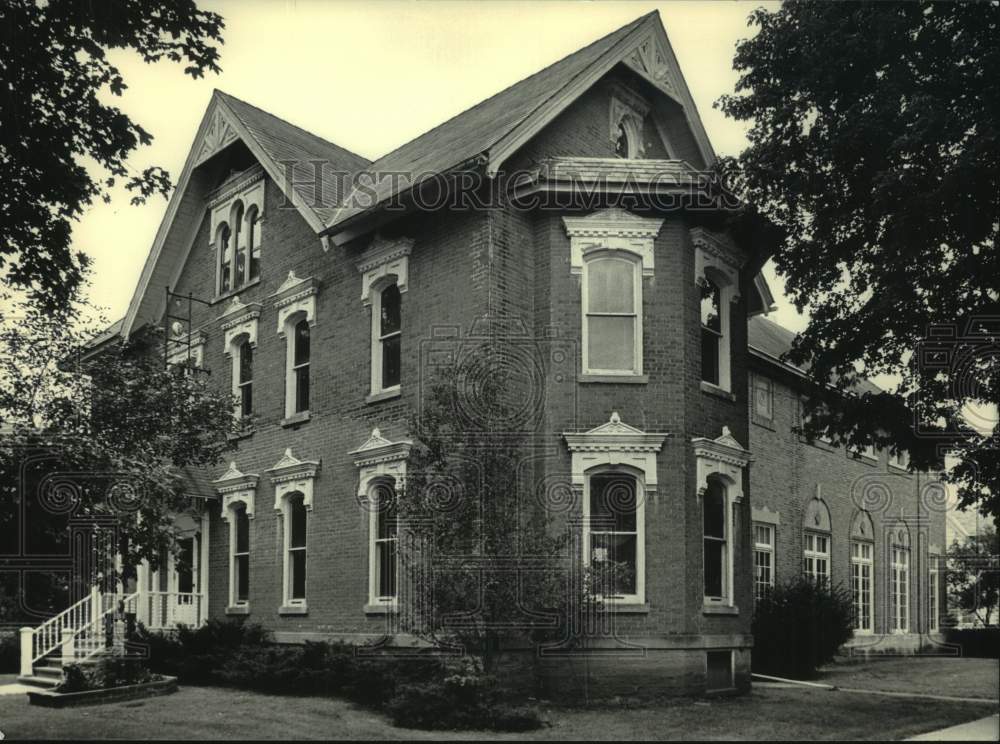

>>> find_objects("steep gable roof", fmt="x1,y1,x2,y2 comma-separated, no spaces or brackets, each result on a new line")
327,10,715,234
120,91,370,338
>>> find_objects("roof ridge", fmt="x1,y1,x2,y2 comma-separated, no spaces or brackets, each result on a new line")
361,12,653,170
214,89,372,166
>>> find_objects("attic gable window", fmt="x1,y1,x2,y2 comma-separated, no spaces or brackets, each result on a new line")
609,89,649,159
209,167,265,297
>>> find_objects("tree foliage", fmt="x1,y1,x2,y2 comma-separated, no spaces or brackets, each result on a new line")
718,1,999,517
946,525,1000,627
0,284,237,576
0,0,224,313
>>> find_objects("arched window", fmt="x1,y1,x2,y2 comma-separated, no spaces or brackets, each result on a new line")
292,318,310,414
246,205,261,281
369,480,398,604
615,121,630,158
218,223,232,293
700,278,722,386
889,528,910,633
613,114,642,159
282,493,307,605
587,471,640,601
850,511,875,633
803,498,832,585
583,254,641,375
237,339,253,418
231,502,250,606
232,202,245,289
703,478,729,601
373,283,401,393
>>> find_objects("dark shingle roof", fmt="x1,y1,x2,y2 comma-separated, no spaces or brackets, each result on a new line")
329,12,655,228
217,91,372,224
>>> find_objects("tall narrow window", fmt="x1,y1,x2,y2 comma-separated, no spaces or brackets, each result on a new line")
232,504,249,605
371,482,398,603
752,374,773,421
753,523,775,602
703,480,728,602
614,121,630,158
293,319,310,413
286,494,307,604
803,532,831,584
891,545,910,632
238,340,253,418
583,255,641,375
929,559,940,632
218,224,232,293
587,472,640,601
232,202,246,288
851,541,874,632
247,206,261,281
376,283,401,391
177,537,194,596
701,278,722,386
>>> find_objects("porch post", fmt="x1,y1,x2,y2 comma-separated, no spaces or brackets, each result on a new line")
19,627,33,676
200,510,210,624
60,627,75,666
90,584,101,623
136,560,147,628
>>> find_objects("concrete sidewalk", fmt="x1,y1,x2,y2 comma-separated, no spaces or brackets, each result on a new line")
908,714,999,741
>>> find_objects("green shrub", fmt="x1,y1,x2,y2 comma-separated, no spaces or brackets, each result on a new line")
752,577,854,679
55,656,157,692
56,663,91,693
134,618,270,684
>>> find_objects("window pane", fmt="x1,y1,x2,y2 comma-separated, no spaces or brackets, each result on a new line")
291,550,306,600
700,280,721,331
587,259,634,313
701,328,720,385
235,508,249,553
295,366,310,413
380,284,401,335
703,482,725,539
377,540,397,598
591,533,636,595
589,474,636,532
239,342,253,384
294,321,310,365
704,541,723,597
382,334,401,388
177,538,194,594
236,555,249,601
615,122,629,158
219,225,232,292
376,485,397,540
290,497,307,548
588,315,635,371
240,384,253,417
247,208,260,280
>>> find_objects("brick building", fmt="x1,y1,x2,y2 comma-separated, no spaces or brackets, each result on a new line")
79,12,943,695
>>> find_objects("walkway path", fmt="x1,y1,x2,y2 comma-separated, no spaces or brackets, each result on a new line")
907,713,999,741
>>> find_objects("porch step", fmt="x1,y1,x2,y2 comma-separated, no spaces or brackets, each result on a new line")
17,674,60,689
33,666,65,679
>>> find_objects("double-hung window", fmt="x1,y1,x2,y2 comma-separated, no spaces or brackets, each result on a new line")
231,503,249,606
753,523,775,602
375,284,401,392
292,319,310,414
851,541,874,632
891,545,910,633
583,255,642,376
703,480,730,603
369,481,398,605
803,532,831,584
701,278,723,386
284,494,307,606
928,559,940,632
586,471,641,603
237,340,253,418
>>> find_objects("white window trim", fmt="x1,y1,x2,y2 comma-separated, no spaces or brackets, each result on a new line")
563,411,669,608
367,478,400,607
851,540,875,634
165,329,208,371
278,491,308,608
209,167,265,296
369,279,402,397
582,465,646,605
351,428,412,610
562,209,663,381
752,522,775,602
581,252,643,376
804,531,831,584
269,272,317,420
225,332,253,420
214,462,258,610
610,91,649,159
266,448,320,609
751,373,774,421
703,480,734,606
889,450,910,471
929,560,940,633
691,228,745,394
891,545,910,634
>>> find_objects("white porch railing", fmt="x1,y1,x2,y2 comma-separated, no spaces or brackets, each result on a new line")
19,587,139,676
137,591,206,631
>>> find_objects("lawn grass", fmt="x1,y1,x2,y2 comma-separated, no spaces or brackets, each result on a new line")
816,656,999,700
0,677,994,740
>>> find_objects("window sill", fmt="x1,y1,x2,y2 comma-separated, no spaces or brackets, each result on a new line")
597,602,649,614
888,462,911,473
700,381,735,401
364,602,398,615
225,604,250,616
578,374,648,384
702,603,739,616
366,387,401,404
279,604,308,616
281,410,311,428
212,277,262,305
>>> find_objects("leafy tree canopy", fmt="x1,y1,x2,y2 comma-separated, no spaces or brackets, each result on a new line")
0,0,223,313
719,0,999,517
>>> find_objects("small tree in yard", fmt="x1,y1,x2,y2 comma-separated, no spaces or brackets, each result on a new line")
398,343,626,675
0,284,237,594
947,526,1000,627
752,577,854,679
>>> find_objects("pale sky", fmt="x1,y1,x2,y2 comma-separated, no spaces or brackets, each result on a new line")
76,0,798,330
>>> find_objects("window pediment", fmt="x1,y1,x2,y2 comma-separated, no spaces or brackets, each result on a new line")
214,462,259,520
693,426,751,502
563,412,668,494
267,448,320,511
350,428,412,500
563,208,663,277
271,271,318,334
166,328,208,369
691,228,746,299
218,296,261,352
357,235,413,306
